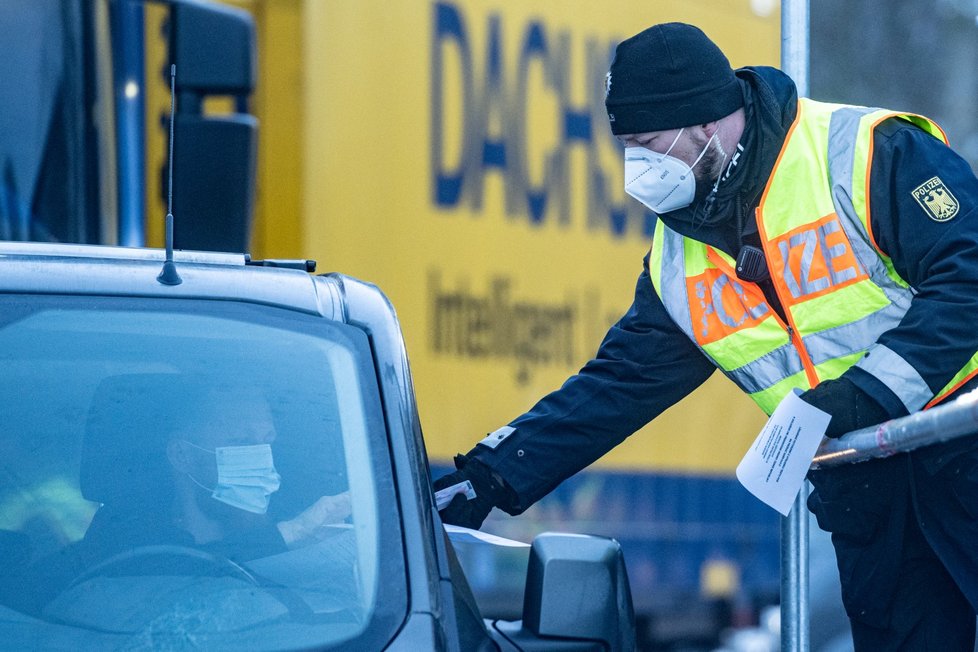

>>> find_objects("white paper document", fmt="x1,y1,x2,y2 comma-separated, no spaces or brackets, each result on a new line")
736,389,831,515
434,480,477,510
444,524,530,548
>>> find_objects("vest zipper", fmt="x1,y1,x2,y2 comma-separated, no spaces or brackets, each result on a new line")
753,209,821,389
758,307,819,388
785,324,818,385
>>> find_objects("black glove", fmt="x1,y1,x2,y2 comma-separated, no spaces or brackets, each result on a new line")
432,454,513,530
799,377,892,438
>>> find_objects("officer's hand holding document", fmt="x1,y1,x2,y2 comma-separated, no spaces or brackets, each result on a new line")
737,389,831,515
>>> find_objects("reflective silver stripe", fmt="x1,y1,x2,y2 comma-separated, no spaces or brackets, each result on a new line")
724,341,805,394
826,105,868,246
728,300,906,395
801,300,906,366
658,228,697,339
827,104,916,312
854,343,933,412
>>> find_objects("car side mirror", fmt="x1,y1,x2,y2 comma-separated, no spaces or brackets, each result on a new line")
168,1,257,253
491,532,636,651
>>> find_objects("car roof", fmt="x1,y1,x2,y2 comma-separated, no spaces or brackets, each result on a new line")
0,242,340,318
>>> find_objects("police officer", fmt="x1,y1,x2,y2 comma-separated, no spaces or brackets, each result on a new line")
434,22,978,651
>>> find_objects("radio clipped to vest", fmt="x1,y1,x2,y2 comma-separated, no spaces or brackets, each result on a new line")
736,245,769,283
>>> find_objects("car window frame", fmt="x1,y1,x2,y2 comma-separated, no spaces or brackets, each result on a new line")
0,292,409,650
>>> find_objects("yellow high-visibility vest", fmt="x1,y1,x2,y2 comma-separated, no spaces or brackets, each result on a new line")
649,98,976,415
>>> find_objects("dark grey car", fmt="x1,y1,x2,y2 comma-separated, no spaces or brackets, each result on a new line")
0,243,634,651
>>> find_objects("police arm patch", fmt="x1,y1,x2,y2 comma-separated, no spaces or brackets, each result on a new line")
911,175,959,222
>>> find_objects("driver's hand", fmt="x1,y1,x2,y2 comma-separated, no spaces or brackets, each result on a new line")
276,492,352,548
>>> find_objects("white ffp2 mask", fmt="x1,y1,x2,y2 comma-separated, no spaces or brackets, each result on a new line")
624,128,715,214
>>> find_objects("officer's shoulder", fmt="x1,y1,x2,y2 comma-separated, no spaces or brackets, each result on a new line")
873,116,940,144
871,117,952,169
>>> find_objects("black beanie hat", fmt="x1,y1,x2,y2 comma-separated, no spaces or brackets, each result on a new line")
605,23,744,135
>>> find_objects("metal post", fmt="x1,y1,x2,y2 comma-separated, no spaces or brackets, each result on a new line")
780,2,810,650
780,490,809,652
782,0,810,97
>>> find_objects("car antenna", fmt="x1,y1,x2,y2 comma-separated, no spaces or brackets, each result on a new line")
157,63,182,286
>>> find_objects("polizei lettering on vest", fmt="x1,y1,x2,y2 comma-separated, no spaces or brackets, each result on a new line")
772,214,865,302
688,269,770,345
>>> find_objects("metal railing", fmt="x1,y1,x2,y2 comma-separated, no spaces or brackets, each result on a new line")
780,388,978,650
811,389,978,468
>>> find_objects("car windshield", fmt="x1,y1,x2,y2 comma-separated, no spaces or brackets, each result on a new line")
0,295,405,650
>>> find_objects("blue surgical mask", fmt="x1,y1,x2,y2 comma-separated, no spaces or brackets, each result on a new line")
184,441,281,514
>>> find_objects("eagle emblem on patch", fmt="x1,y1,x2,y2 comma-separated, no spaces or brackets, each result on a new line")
912,176,959,222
